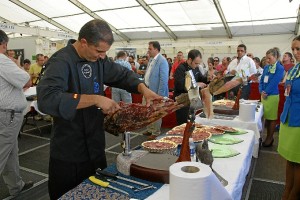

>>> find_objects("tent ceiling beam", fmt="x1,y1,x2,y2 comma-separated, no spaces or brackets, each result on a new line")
9,0,77,35
295,5,300,35
213,0,232,39
136,0,178,41
0,22,77,40
68,0,130,42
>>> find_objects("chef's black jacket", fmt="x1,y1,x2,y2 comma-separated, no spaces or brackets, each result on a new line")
37,41,142,164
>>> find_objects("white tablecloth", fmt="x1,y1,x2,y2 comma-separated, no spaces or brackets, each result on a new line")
23,86,37,97
196,105,263,158
147,130,255,200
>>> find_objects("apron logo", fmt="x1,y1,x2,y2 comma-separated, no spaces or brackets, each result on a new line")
81,64,92,79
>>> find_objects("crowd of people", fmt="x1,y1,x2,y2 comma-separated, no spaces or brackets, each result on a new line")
1,18,299,199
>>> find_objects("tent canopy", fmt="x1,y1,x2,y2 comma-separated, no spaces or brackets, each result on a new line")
0,0,299,41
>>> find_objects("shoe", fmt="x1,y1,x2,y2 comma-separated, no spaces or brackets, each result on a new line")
147,135,157,140
43,115,52,122
34,115,42,121
262,139,274,147
143,131,152,136
21,181,34,191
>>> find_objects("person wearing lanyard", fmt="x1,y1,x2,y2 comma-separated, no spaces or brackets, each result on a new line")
0,30,33,196
259,47,284,147
278,35,300,200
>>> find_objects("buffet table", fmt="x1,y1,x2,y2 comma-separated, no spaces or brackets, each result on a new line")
148,129,255,200
196,104,263,158
60,129,255,200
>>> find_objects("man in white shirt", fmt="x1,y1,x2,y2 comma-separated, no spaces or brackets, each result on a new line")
0,30,33,197
228,44,257,99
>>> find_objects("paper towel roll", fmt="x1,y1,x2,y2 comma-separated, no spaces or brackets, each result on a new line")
169,162,231,200
239,102,256,122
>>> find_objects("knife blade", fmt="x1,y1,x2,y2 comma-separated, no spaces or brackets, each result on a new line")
106,178,138,191
96,169,156,189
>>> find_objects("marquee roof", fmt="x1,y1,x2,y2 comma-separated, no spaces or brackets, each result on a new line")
1,0,299,41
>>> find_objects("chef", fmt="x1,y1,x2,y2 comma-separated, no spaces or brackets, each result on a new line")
37,19,160,200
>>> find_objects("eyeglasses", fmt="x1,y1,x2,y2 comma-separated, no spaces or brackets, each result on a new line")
214,60,219,62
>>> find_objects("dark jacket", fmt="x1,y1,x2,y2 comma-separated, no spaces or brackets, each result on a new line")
37,41,142,163
174,62,208,97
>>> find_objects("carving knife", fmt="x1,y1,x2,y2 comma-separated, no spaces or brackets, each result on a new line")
96,169,156,189
89,176,129,196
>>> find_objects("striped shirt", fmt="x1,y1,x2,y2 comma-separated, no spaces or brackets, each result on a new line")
0,54,30,111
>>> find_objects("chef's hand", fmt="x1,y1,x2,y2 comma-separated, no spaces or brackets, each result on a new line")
198,82,207,89
230,70,237,76
138,83,162,107
96,96,120,115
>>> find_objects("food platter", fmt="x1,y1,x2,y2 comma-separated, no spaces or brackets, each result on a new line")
201,126,225,135
192,129,212,142
159,136,183,145
141,140,177,153
166,123,205,135
214,125,238,133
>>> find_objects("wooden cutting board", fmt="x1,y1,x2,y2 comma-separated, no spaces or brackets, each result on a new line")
130,153,178,184
214,107,239,115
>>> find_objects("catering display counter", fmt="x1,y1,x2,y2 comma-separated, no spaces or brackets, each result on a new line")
196,104,263,158
60,129,255,200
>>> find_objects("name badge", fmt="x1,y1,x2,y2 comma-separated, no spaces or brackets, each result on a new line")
284,85,291,97
264,76,269,83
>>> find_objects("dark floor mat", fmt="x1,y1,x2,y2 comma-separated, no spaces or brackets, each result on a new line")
105,132,123,147
21,124,52,138
108,135,148,153
260,132,279,152
248,179,284,200
105,152,119,167
19,145,50,174
253,152,285,182
18,134,49,153
0,169,46,200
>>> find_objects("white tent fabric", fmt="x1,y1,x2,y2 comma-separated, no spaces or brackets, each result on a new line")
0,0,299,41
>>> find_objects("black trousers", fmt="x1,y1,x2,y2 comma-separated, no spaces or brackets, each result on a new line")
48,156,107,200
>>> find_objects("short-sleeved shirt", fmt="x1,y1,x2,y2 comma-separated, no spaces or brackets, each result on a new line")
228,55,257,78
29,63,43,84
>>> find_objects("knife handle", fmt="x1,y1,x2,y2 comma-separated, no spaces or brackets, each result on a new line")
89,176,109,187
96,169,118,179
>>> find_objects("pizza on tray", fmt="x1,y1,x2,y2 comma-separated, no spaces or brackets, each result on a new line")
166,123,203,135
141,140,177,153
192,128,212,142
160,136,183,145
201,126,225,135
214,125,238,133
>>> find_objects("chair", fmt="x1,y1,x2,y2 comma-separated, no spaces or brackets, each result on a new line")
20,104,42,136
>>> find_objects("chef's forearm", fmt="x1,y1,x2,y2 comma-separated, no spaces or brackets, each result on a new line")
76,94,99,109
137,83,148,95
